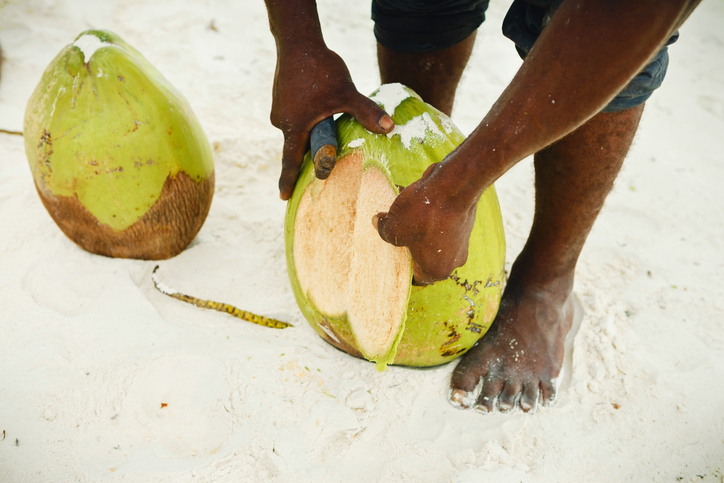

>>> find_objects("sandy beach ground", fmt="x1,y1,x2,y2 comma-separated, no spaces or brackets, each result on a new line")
1,0,723,481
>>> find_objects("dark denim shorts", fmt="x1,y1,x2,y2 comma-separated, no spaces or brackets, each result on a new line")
501,0,678,112
372,0,490,53
372,0,677,112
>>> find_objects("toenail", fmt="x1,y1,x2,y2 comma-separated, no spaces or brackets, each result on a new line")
543,393,558,407
449,389,474,409
474,404,491,414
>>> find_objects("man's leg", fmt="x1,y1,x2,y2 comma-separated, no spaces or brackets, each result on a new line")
450,104,645,412
377,32,477,117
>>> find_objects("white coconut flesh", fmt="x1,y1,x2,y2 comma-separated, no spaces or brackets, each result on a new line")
293,152,412,359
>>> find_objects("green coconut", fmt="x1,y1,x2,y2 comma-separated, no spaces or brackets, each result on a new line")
285,83,506,370
24,30,214,260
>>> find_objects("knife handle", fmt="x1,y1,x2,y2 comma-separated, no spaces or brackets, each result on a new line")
310,116,337,180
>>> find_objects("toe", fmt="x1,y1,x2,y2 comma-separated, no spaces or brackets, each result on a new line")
449,388,477,409
450,344,491,410
519,382,540,413
498,381,522,412
540,378,559,407
450,346,488,392
475,378,503,413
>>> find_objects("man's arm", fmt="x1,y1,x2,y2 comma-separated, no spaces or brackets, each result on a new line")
375,0,700,284
264,0,394,200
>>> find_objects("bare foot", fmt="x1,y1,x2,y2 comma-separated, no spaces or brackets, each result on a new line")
449,275,576,414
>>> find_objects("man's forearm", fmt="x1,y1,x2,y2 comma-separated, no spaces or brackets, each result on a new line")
265,0,326,54
442,0,699,202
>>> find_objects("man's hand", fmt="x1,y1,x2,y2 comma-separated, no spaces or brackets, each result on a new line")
265,0,394,200
373,162,480,285
271,46,393,200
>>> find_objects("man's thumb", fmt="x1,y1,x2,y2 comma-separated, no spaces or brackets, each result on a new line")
354,97,394,135
373,212,400,246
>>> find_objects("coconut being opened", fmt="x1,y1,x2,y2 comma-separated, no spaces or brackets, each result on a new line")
285,84,506,370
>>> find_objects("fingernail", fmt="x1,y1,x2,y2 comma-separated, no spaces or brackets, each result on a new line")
379,114,394,130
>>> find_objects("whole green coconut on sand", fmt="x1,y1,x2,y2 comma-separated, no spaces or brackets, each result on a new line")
24,30,215,260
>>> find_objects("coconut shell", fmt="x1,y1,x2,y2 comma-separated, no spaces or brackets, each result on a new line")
285,84,506,369
23,30,214,259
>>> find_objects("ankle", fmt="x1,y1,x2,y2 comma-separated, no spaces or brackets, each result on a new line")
505,257,576,301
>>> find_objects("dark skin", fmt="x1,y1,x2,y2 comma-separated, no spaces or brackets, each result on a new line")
265,0,394,200
377,32,478,119
450,104,644,411
265,0,699,413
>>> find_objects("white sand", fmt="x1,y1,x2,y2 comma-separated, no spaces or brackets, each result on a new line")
1,1,723,481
